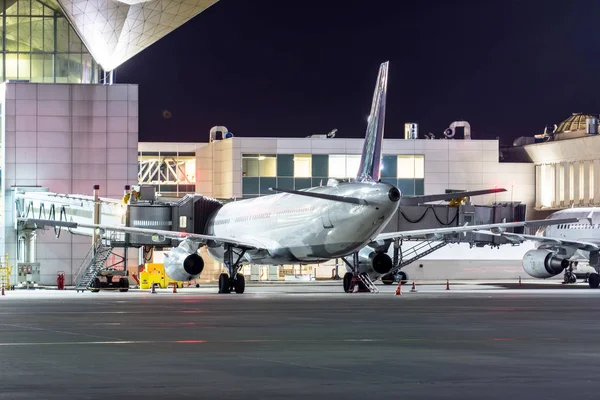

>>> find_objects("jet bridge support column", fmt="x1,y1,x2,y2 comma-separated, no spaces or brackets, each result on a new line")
17,229,35,265
16,227,39,287
92,185,100,253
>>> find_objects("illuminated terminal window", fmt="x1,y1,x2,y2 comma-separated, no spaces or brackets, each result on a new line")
293,154,311,177
1,0,99,83
397,155,424,196
328,155,361,179
242,154,277,177
397,155,424,179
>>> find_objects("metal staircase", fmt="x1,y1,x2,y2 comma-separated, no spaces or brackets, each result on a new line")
74,240,113,292
394,239,448,272
349,273,379,293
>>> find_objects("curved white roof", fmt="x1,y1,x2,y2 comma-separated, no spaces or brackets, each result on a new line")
58,0,219,71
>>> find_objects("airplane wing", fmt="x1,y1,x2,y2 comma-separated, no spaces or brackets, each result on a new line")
373,217,580,242
18,218,264,251
474,231,600,252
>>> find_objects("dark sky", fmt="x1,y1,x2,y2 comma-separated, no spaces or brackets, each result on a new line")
116,0,600,145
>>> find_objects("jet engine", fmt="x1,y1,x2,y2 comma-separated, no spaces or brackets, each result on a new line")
522,249,569,279
355,247,393,276
163,239,205,282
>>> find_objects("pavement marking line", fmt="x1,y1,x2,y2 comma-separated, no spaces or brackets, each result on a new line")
0,323,124,341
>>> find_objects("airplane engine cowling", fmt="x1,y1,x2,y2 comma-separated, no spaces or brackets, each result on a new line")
522,249,568,279
164,241,205,282
356,247,393,275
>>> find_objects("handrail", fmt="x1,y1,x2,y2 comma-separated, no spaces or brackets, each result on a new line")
73,239,102,286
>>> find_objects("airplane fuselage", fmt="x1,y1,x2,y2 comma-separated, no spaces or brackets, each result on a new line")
205,182,400,265
537,208,600,250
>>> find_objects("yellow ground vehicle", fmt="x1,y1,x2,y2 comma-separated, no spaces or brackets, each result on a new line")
139,263,185,289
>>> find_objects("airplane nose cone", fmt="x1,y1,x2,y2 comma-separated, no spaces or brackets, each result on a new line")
388,187,401,202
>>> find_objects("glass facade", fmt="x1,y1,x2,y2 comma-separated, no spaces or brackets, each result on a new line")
396,155,425,196
138,151,196,197
242,154,425,197
1,0,99,83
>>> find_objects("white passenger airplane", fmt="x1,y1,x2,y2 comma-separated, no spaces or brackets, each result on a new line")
19,61,577,293
479,207,600,288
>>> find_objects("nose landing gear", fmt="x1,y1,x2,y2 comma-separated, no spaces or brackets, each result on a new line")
218,245,247,294
340,252,378,293
562,261,578,284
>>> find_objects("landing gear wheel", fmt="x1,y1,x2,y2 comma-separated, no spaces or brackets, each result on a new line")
118,277,129,292
90,277,100,293
563,271,577,284
343,272,353,293
234,274,245,294
396,270,408,284
381,273,394,285
218,273,231,294
588,273,600,288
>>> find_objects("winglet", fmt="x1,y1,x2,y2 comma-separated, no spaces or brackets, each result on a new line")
585,210,594,224
355,61,389,183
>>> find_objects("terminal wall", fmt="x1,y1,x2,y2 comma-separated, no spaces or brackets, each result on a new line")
227,137,535,214
1,82,139,285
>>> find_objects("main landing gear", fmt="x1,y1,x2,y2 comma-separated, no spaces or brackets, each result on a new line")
589,272,600,288
218,245,246,294
340,252,378,293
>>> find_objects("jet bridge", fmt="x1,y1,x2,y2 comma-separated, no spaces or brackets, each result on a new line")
12,185,222,288
371,201,530,286
382,201,529,247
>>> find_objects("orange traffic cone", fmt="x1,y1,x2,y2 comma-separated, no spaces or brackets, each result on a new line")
172,283,177,293
395,280,402,295
150,282,156,294
410,281,417,292
446,279,450,290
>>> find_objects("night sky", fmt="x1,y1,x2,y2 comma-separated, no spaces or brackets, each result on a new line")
116,0,600,146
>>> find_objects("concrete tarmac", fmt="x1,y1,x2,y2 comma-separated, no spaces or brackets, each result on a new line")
1,282,599,399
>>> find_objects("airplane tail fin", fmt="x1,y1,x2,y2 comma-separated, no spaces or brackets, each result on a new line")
355,61,389,183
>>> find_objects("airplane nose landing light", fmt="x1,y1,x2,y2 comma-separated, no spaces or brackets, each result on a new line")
388,187,401,202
